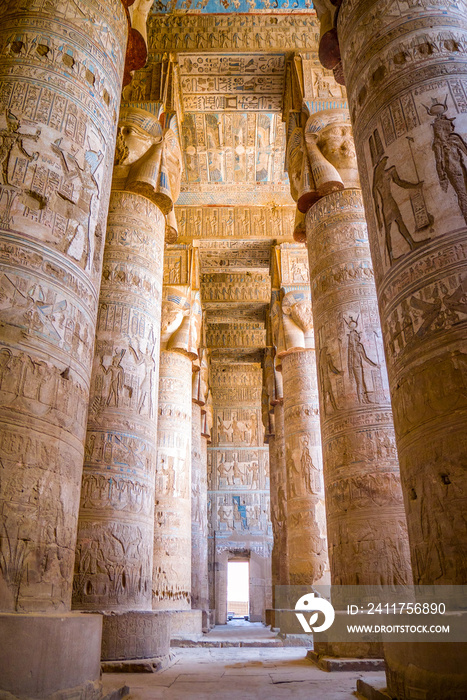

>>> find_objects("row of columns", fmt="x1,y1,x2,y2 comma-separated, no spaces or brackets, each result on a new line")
268,19,467,691
0,0,210,689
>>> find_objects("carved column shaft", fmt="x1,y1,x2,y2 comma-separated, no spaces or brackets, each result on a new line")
270,398,288,589
337,0,467,589
191,402,209,619
306,189,412,588
0,0,127,617
153,350,192,611
73,192,164,613
281,350,329,586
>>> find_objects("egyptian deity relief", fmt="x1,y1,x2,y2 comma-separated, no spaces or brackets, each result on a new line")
335,0,467,585
0,0,127,612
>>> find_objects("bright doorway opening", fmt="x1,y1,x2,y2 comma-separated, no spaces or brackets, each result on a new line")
227,560,249,620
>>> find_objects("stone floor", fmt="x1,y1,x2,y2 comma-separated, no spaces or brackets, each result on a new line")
102,647,386,699
172,620,288,647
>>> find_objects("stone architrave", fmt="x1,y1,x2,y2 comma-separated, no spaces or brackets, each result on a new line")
73,106,179,664
304,110,412,594
315,2,467,693
0,2,127,698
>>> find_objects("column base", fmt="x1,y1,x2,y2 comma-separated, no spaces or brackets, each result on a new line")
0,612,102,700
384,641,467,700
307,649,385,672
167,609,203,640
312,639,384,659
101,653,176,674
101,611,171,663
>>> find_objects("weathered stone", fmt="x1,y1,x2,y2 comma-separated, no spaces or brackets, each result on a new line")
153,350,193,611
281,349,329,586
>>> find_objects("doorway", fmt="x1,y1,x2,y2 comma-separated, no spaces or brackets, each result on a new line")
227,560,249,621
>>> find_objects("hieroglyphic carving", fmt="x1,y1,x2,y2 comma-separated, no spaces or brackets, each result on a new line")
191,400,209,613
202,273,270,301
153,350,192,610
74,184,165,611
336,0,467,590
206,323,266,349
306,185,412,589
281,349,329,586
207,362,272,619
0,0,127,613
176,205,295,238
147,14,319,54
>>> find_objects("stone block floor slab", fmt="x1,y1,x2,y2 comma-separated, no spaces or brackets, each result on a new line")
171,620,311,648
103,648,387,699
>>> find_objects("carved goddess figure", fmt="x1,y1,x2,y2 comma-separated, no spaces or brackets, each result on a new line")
430,99,467,223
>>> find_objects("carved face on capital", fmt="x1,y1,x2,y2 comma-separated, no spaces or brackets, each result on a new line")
161,300,185,335
290,300,314,333
115,124,155,166
316,123,357,173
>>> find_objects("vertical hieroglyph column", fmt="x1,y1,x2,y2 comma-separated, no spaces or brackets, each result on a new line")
73,106,182,664
304,110,412,590
191,354,209,627
0,1,127,697
335,0,467,592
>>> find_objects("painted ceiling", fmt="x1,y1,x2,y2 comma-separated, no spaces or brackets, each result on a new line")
151,0,314,14
142,12,322,362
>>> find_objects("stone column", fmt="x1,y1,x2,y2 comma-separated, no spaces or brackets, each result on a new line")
334,0,467,592
315,4,467,691
272,377,288,588
307,189,413,657
304,110,412,592
281,349,329,586
0,2,127,697
72,105,181,666
154,349,192,611
268,366,288,628
191,399,209,629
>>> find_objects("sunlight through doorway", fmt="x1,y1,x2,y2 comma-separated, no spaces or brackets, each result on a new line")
227,560,249,620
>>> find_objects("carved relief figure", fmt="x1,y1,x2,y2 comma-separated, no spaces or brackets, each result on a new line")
0,111,40,186
319,346,342,413
429,97,467,223
51,139,103,269
129,341,155,416
370,128,431,263
101,349,125,407
346,317,379,404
